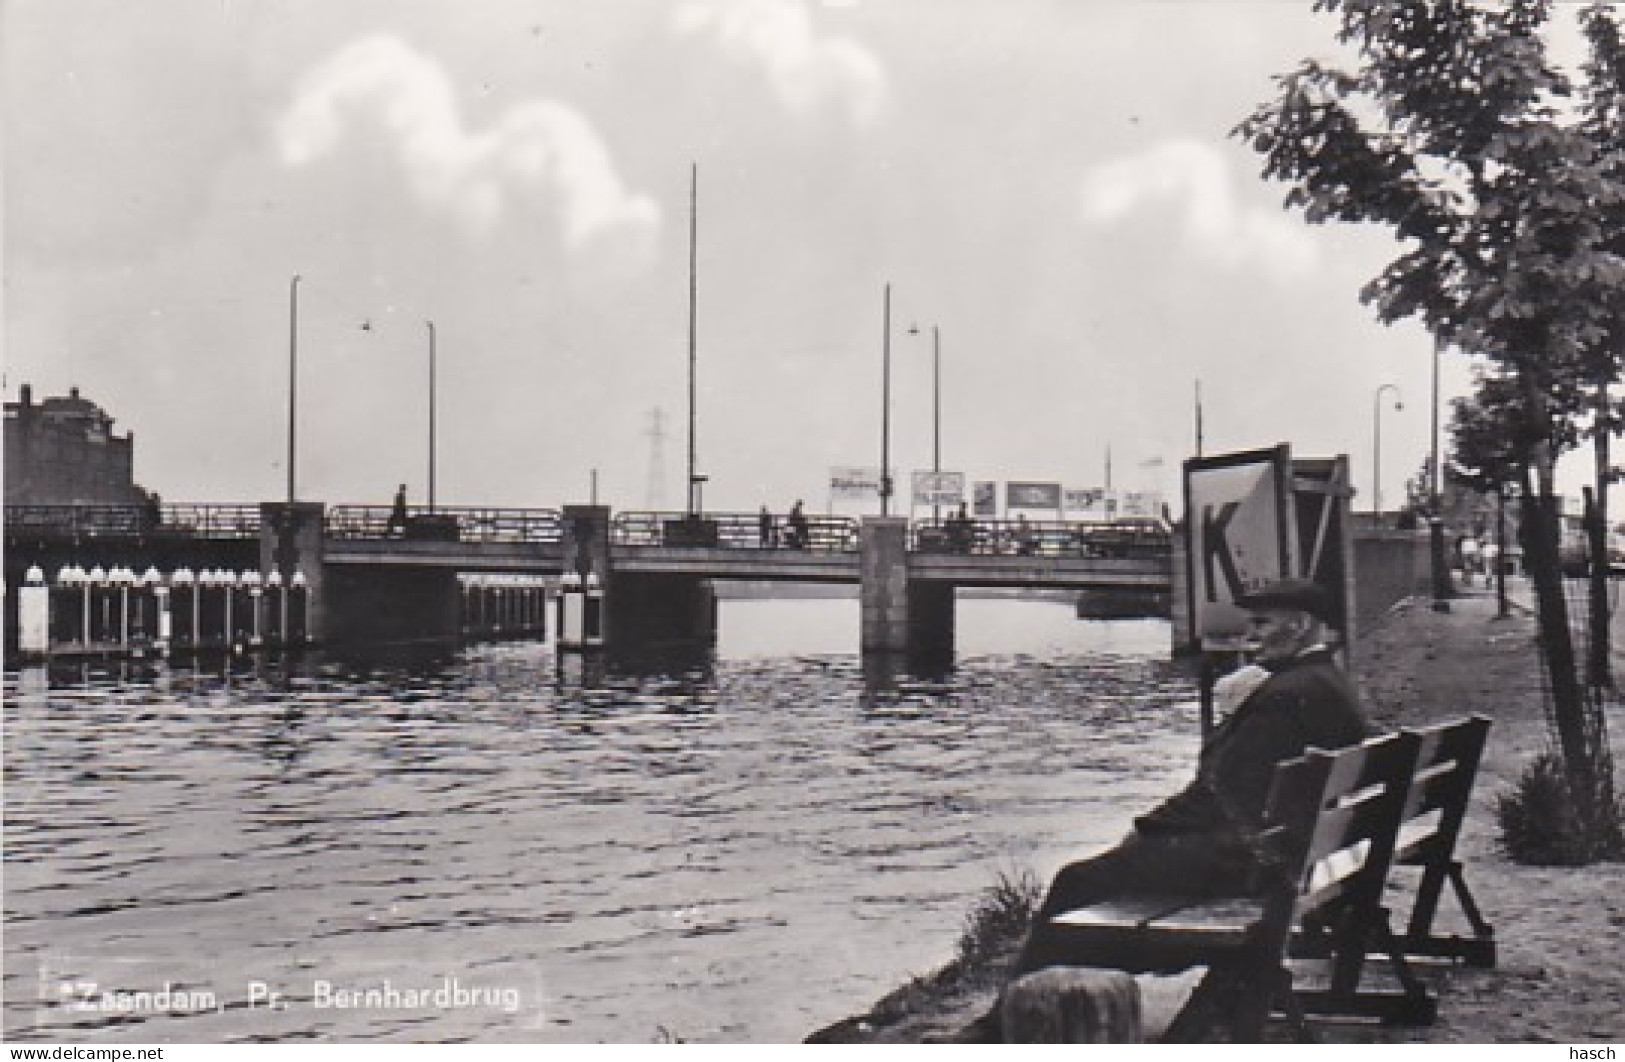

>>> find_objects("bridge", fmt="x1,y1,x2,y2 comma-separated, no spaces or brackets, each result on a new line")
4,501,1172,658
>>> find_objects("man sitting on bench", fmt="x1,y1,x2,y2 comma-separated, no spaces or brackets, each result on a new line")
960,577,1373,1041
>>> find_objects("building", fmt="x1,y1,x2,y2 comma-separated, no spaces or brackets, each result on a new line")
4,384,150,506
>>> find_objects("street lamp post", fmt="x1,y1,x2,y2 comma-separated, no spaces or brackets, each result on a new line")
880,283,893,517
426,320,437,511
288,274,301,505
687,163,702,517
1373,383,1403,520
1431,335,1451,611
931,324,940,487
909,322,943,522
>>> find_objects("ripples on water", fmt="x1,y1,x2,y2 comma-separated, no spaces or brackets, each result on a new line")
3,598,1200,1043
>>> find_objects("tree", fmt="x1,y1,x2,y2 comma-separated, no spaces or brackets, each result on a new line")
1576,5,1625,691
1449,370,1535,616
1236,0,1625,858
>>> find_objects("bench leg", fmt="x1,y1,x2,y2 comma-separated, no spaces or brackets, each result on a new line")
1366,907,1431,1015
1161,967,1234,1042
1405,860,1449,944
1162,960,1311,1043
1294,909,1437,1027
1328,908,1373,1002
1404,861,1496,968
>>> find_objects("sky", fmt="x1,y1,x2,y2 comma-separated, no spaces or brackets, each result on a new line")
2,0,1605,518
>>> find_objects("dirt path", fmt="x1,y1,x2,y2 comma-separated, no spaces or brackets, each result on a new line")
1343,584,1624,1043
808,583,1625,1044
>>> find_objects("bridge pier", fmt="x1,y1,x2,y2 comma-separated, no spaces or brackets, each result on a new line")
561,505,612,648
860,517,955,656
861,518,908,653
260,502,326,644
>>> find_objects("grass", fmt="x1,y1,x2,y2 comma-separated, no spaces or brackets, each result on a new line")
807,866,1040,1039
954,866,1043,971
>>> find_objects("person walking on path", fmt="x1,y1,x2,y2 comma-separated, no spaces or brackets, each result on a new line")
958,577,1371,1041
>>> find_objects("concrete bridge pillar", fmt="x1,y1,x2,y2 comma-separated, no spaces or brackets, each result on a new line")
260,502,326,644
860,517,908,653
862,517,956,657
562,505,612,646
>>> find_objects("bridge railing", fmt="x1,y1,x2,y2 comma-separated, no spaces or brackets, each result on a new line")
612,511,860,552
4,503,263,539
159,504,263,538
324,505,564,544
910,517,1172,559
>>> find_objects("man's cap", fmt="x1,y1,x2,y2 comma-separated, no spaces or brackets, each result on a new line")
1236,578,1335,625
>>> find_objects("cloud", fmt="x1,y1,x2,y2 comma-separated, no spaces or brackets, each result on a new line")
674,0,887,126
275,35,659,251
1078,139,1317,282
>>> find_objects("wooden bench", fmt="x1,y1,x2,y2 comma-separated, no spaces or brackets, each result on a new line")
1294,715,1496,979
1394,715,1495,967
1046,730,1432,1041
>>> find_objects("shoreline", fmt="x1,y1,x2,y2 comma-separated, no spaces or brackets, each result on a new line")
807,582,1625,1043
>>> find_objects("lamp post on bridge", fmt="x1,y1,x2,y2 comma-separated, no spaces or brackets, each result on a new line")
288,274,301,505
908,321,943,522
880,282,894,517
426,319,437,512
360,315,442,513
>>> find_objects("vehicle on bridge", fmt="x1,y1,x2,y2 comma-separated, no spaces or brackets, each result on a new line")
909,515,1172,560
1075,516,1173,560
611,511,858,552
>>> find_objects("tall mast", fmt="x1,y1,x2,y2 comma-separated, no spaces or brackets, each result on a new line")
687,163,699,515
881,283,892,517
1194,378,1204,458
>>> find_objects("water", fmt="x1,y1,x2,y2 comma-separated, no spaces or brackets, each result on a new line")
3,596,1200,1044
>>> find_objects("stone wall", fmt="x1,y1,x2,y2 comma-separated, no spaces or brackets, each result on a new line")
1171,529,1432,649
1351,530,1433,633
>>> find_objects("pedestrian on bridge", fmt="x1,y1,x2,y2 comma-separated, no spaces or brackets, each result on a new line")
1015,513,1036,555
787,500,809,549
949,502,975,554
759,506,778,548
389,484,408,537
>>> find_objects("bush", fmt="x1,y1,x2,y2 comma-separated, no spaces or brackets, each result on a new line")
1497,751,1625,865
955,867,1043,972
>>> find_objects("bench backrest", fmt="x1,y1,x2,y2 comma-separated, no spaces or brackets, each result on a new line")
1255,731,1423,937
1394,715,1492,865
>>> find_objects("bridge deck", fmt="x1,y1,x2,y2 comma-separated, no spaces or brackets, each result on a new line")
324,540,566,572
323,540,1167,590
9,504,1172,592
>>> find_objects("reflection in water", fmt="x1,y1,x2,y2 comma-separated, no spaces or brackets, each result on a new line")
859,651,955,707
3,598,1197,1044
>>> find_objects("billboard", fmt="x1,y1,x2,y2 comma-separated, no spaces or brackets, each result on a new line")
1063,488,1112,521
911,470,964,508
1006,481,1062,511
1118,490,1163,518
972,481,997,517
829,466,884,501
